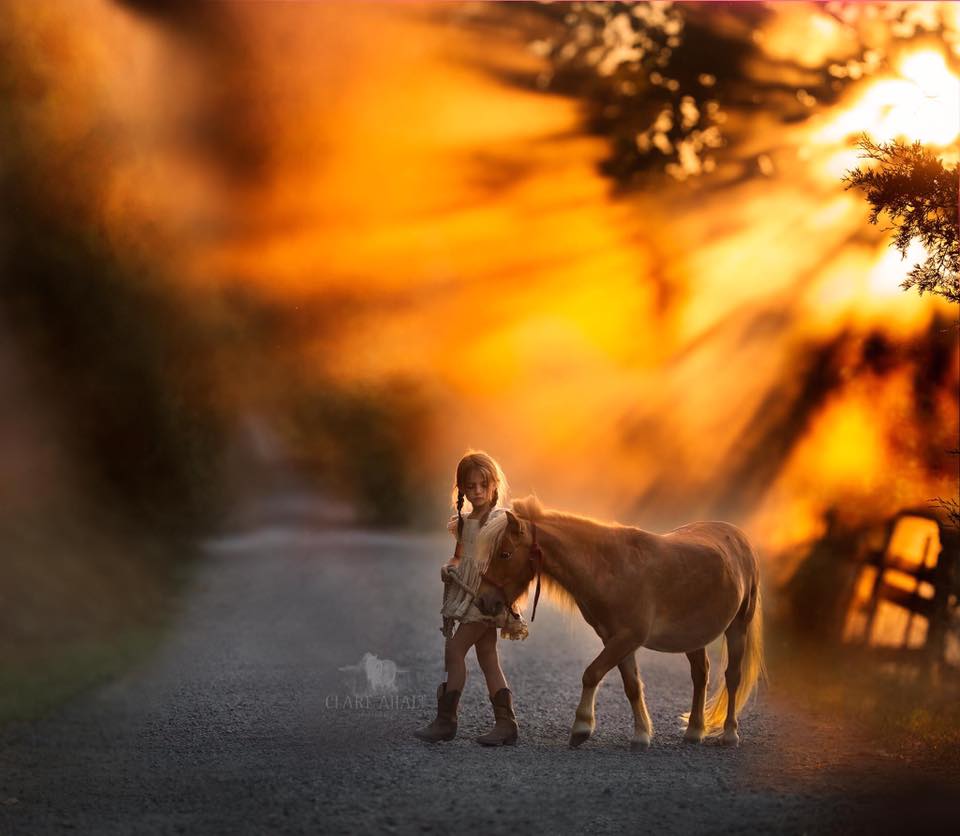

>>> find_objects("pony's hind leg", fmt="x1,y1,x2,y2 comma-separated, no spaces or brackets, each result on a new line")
570,634,638,748
683,648,709,743
721,622,747,746
617,651,653,750
702,583,765,745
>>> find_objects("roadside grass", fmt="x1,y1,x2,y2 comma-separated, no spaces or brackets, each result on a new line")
765,624,960,764
0,627,166,724
0,514,198,728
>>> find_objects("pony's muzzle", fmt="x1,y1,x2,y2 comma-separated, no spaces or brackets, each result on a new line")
476,592,505,618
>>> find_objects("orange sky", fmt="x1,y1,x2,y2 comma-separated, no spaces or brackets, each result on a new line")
7,0,958,550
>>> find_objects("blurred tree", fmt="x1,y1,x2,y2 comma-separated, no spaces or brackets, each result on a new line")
467,1,959,186
844,136,960,304
282,375,433,528
0,194,229,535
0,3,231,536
499,0,754,184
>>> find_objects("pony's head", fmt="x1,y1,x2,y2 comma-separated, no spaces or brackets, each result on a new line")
476,499,543,620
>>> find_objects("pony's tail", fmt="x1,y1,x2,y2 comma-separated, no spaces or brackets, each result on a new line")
703,585,766,735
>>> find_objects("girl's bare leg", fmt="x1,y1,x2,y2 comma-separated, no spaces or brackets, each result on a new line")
444,621,489,692
474,625,509,698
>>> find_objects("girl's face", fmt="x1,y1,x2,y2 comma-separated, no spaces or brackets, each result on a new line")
462,467,495,511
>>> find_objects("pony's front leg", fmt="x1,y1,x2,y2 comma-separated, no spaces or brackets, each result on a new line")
570,635,638,748
618,652,653,750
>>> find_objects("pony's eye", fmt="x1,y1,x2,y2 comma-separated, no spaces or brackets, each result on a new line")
500,550,511,560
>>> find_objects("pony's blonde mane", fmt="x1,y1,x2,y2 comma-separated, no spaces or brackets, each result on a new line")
510,494,630,529
510,494,545,521
508,494,628,617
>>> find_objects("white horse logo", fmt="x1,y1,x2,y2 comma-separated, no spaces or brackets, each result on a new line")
338,652,405,694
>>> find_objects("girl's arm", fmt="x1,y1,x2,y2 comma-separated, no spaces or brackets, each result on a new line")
441,516,462,581
441,544,462,582
446,516,462,562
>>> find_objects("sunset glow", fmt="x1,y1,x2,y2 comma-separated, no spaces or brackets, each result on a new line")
816,48,960,148
3,5,960,823
7,0,956,556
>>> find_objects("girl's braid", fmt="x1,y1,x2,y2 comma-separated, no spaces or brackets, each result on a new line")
456,489,465,539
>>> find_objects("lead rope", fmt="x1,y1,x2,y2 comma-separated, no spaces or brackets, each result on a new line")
442,511,511,632
529,521,543,622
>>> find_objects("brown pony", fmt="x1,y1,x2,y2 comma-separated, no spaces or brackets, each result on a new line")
476,496,765,748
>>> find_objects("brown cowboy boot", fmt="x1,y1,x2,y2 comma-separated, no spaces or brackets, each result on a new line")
476,688,519,746
413,682,460,742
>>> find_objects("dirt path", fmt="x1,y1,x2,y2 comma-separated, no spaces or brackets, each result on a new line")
0,524,951,834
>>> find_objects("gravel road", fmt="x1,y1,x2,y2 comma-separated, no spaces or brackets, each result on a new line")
0,523,953,834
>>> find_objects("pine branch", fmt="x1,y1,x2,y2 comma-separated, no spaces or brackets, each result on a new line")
844,135,960,304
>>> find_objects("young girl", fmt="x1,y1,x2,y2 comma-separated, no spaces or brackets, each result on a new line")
413,450,525,745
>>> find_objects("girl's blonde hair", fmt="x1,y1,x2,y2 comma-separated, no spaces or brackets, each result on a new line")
450,450,510,538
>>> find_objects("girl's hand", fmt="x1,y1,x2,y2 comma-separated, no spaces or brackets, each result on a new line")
441,543,461,582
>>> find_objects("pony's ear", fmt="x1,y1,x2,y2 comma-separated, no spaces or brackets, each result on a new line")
504,509,521,535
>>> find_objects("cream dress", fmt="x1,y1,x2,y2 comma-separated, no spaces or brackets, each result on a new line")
439,505,529,641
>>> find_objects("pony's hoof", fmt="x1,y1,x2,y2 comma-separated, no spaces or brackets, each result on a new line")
721,729,740,747
683,727,705,744
630,732,651,750
569,730,591,748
